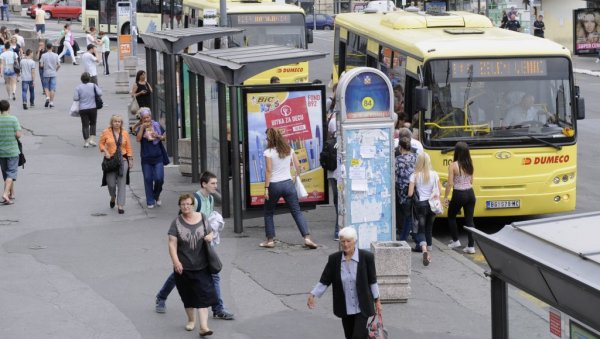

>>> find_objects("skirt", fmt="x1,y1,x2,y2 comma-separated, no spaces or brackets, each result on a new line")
174,268,217,308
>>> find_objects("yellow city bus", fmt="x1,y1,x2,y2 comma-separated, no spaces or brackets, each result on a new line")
82,0,181,35
334,10,585,217
182,0,311,84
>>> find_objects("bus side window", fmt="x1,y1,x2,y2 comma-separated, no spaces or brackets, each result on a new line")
345,32,367,69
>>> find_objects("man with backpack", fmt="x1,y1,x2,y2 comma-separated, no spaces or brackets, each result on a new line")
154,171,235,320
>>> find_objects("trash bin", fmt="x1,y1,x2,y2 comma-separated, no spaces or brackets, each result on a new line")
370,241,411,303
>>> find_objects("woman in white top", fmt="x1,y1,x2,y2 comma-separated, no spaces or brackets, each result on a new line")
86,26,101,61
408,152,442,266
58,23,78,65
0,42,18,100
260,128,318,249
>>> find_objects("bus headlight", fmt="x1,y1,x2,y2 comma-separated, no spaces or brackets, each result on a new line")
562,175,569,182
553,177,560,184
554,195,561,202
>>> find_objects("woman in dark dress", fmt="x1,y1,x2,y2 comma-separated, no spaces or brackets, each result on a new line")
131,70,153,108
168,193,217,337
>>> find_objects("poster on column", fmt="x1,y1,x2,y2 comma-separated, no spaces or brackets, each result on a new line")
242,85,328,208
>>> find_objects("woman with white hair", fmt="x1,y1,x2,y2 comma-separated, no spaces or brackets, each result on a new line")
135,107,167,209
307,227,382,339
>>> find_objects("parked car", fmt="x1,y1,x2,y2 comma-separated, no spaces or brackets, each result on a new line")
27,0,82,21
305,14,334,30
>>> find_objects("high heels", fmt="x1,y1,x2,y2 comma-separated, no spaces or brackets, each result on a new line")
109,198,115,208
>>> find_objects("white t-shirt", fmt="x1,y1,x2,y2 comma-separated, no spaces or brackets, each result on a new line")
264,147,293,183
81,52,97,76
86,33,97,46
35,9,46,24
410,170,439,201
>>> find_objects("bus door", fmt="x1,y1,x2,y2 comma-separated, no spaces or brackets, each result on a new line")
99,0,118,34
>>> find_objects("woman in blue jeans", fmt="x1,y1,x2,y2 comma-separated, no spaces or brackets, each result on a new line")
408,152,442,266
135,108,166,208
259,128,318,249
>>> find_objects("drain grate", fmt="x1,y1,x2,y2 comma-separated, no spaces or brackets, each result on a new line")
0,219,18,226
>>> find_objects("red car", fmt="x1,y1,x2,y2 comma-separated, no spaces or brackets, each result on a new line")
27,0,82,21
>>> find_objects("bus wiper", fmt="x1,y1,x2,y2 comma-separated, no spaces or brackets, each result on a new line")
441,141,482,154
525,135,562,150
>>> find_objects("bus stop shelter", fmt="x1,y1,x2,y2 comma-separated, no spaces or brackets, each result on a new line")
468,212,600,339
140,27,243,166
181,45,327,232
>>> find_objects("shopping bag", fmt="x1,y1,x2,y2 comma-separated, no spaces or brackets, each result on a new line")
70,101,80,117
295,177,308,198
367,313,388,339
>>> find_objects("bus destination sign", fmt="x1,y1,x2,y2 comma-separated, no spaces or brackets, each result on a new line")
451,59,548,78
236,14,292,25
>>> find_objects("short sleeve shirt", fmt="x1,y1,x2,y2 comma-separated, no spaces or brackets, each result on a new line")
20,58,36,81
410,170,438,201
167,215,208,271
101,36,110,53
0,114,21,158
264,147,293,183
35,9,46,24
395,152,417,204
40,52,59,77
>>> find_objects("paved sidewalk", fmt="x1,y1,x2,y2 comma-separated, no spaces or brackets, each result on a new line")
0,42,554,338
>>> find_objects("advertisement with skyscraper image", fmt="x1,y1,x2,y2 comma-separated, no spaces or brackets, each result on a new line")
242,85,328,208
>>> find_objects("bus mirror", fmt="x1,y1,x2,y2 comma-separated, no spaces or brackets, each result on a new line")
306,29,314,44
415,87,430,112
577,97,585,120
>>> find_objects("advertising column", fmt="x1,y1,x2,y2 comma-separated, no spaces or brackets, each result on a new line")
337,67,395,250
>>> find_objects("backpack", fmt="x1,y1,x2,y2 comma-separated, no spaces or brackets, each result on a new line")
193,192,203,213
319,137,337,171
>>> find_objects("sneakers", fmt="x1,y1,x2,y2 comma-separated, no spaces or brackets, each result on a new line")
463,247,476,254
148,204,155,209
12,93,15,101
49,102,54,108
44,98,49,107
23,103,27,110
155,298,166,313
596,58,600,64
448,240,462,249
30,103,34,107
156,199,162,206
88,139,97,146
213,310,235,320
84,141,90,148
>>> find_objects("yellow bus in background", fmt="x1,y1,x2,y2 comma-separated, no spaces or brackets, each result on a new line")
334,10,585,217
182,0,311,84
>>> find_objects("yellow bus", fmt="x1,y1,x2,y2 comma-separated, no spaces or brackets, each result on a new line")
334,10,585,217
182,0,311,84
82,0,181,35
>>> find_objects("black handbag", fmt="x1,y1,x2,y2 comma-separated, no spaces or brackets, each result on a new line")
94,85,103,109
202,216,222,274
101,131,122,173
17,139,25,168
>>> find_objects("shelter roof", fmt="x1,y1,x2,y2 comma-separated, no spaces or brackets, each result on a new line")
140,27,243,54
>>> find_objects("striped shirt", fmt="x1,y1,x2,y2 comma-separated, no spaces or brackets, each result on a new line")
0,113,21,158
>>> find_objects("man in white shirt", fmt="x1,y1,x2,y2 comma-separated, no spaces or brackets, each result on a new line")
504,94,554,126
34,4,46,39
81,44,98,84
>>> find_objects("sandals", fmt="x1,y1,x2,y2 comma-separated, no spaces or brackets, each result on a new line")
304,240,318,249
199,329,213,337
422,252,431,266
259,241,275,248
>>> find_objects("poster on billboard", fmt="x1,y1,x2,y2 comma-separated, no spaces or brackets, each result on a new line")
574,9,600,55
242,85,328,208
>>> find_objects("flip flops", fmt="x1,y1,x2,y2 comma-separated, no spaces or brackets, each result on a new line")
304,240,318,249
259,241,275,248
1,198,14,205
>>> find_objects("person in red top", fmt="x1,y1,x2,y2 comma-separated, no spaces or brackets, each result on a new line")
99,114,133,214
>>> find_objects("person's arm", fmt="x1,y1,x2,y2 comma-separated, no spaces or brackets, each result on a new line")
444,162,455,204
168,235,183,274
146,83,153,93
73,86,79,101
366,252,382,315
131,83,138,97
292,151,302,179
264,155,272,200
307,256,334,309
136,123,145,142
408,180,415,198
124,132,134,169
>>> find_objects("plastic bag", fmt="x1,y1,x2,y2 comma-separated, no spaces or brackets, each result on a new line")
295,178,308,198
70,101,80,117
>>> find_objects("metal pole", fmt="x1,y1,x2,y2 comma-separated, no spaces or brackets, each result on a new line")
189,71,200,183
219,0,227,27
164,54,179,164
490,274,509,339
179,59,187,139
229,86,242,233
145,47,155,115
218,83,230,217
198,75,207,172
170,0,175,29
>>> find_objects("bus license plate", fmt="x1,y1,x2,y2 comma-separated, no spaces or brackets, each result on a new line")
486,200,520,209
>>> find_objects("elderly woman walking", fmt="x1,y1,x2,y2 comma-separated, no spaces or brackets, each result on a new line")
259,127,318,249
74,72,102,148
169,193,217,337
307,227,382,339
99,115,133,214
135,107,166,209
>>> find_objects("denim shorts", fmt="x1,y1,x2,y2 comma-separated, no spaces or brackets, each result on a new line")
4,68,16,77
0,156,18,181
42,76,57,91
36,24,45,33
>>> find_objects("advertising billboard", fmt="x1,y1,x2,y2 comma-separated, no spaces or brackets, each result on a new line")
574,9,600,55
242,85,328,208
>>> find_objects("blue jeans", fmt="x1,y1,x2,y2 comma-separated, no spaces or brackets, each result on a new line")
22,81,34,105
156,272,176,301
264,179,309,238
414,201,435,248
396,200,412,241
141,161,164,205
1,5,9,21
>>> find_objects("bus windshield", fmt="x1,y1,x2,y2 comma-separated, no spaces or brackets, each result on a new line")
424,57,574,147
228,13,306,48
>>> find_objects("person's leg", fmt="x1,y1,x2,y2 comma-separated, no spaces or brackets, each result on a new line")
281,180,310,238
341,315,355,339
463,189,477,248
21,80,27,104
184,308,195,329
447,194,461,243
4,74,10,97
415,203,428,250
350,313,369,339
9,76,16,98
141,162,155,206
28,81,35,105
105,170,117,201
116,159,127,208
152,162,164,203
210,272,224,315
156,272,176,300
79,109,91,141
328,177,339,239
425,210,435,248
263,181,282,241
39,68,44,89
105,51,110,74
88,108,97,144
198,308,210,333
